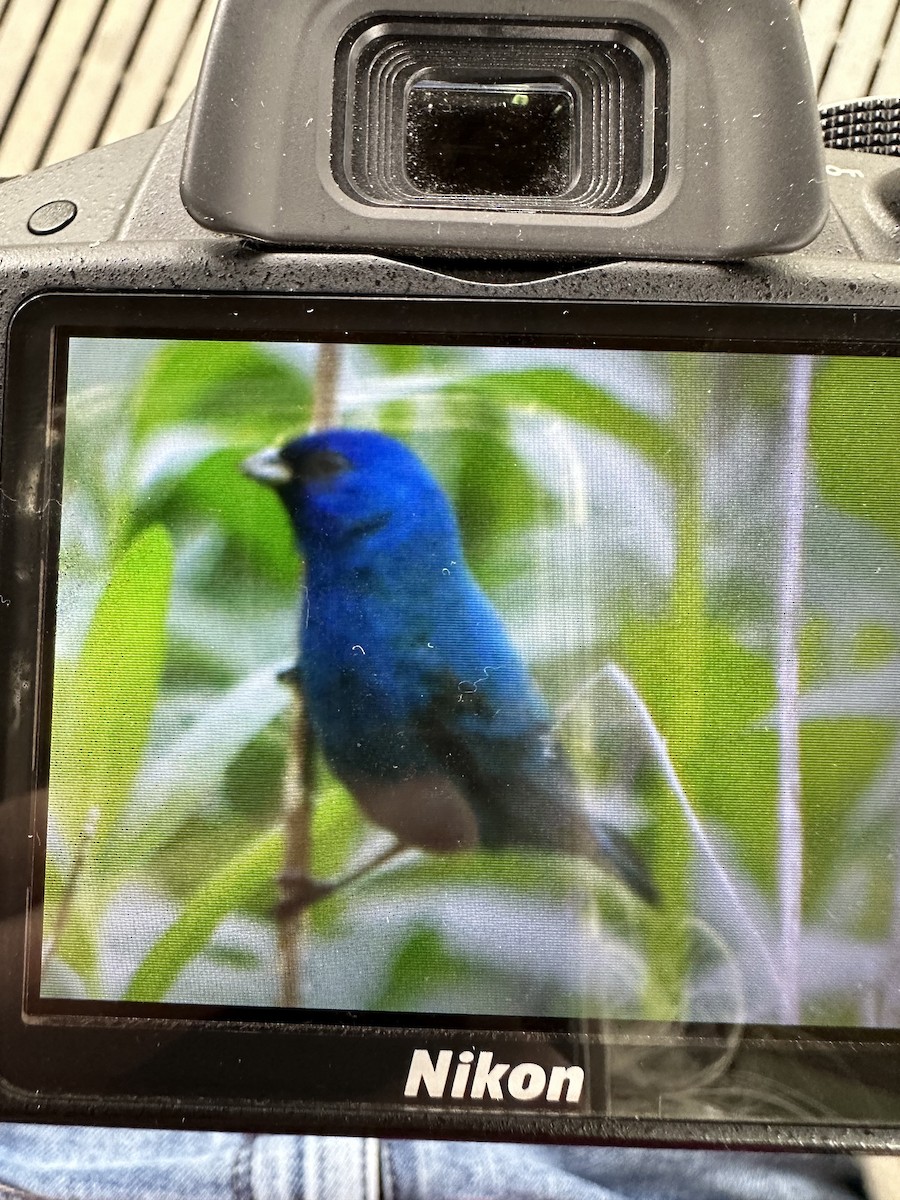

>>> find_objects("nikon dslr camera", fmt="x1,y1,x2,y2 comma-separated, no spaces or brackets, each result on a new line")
1,0,899,1152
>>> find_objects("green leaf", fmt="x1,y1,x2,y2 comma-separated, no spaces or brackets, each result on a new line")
310,776,367,879
851,624,898,670
136,447,298,589
617,619,897,911
441,369,682,475
365,345,466,374
148,814,278,902
379,391,556,581
422,431,554,579
50,525,174,851
371,926,476,1009
223,725,291,819
109,667,291,872
123,826,284,1002
618,620,779,893
305,776,371,934
799,617,831,690
42,858,99,987
123,774,363,1001
810,358,900,545
131,342,312,444
357,847,616,921
801,718,895,912
203,945,261,971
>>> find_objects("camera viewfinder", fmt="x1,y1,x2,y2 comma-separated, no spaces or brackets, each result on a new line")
405,80,576,200
335,21,668,215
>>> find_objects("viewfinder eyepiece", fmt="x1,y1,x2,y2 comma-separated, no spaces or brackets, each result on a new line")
181,0,830,259
405,79,576,200
334,21,668,214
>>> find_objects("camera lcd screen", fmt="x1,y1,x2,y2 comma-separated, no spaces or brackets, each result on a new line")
31,333,900,1039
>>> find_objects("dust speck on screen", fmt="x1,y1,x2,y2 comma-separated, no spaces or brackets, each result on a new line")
38,338,900,1031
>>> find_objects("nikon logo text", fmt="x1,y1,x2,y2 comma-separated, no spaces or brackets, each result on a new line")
403,1049,585,1104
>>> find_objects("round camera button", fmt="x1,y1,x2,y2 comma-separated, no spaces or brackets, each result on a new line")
28,200,78,235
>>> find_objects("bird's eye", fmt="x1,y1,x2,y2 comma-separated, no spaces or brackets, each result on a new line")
298,449,352,482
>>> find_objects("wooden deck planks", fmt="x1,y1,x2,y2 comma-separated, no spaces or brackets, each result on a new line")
872,5,900,95
799,0,851,91
42,0,157,168
818,0,900,103
101,0,206,145
157,0,218,126
0,0,57,143
0,0,106,175
0,0,897,179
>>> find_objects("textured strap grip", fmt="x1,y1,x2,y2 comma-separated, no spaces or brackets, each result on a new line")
820,97,900,156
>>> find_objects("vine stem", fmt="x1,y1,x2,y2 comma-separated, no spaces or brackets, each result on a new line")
880,738,900,1024
775,356,814,1025
277,702,316,1006
603,662,784,998
43,805,100,970
277,342,341,1007
312,343,340,432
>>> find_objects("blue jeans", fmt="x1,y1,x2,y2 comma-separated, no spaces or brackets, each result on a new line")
0,1126,866,1199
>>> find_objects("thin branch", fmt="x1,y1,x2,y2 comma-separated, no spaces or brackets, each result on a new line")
42,805,100,970
603,662,784,996
885,765,900,1023
277,341,342,1006
872,737,900,1025
277,699,316,1006
311,343,340,431
324,839,407,896
279,839,407,916
775,356,814,1024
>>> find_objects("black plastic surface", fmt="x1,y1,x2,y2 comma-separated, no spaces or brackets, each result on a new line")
181,0,827,259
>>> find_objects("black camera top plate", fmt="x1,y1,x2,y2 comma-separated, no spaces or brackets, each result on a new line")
181,0,827,260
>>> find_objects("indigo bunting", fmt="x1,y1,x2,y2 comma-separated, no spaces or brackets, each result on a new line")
244,429,657,904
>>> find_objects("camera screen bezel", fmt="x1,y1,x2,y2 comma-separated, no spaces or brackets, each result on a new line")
3,289,900,1147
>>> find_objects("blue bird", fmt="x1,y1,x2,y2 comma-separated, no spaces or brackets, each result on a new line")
244,429,657,905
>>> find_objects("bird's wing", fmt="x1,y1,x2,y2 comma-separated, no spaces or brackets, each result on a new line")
414,666,660,904
413,665,574,848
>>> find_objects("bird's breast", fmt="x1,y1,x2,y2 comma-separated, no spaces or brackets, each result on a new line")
300,590,439,777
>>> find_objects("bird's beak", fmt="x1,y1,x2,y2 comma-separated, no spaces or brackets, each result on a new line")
242,447,292,486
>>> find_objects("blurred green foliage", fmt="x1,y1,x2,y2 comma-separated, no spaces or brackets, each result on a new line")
52,524,173,852
42,339,900,1025
136,447,297,590
810,358,899,546
132,341,312,442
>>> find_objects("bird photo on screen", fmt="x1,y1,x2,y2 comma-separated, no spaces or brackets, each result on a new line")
243,428,658,908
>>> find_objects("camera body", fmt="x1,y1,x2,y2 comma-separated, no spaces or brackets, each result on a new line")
0,100,896,302
0,0,893,304
1,0,900,1152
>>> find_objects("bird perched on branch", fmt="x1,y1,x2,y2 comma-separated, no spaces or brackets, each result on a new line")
243,429,657,906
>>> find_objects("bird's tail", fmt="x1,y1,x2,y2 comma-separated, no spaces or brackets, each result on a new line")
587,815,660,906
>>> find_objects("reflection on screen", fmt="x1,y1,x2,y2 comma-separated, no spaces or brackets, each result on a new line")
39,338,900,1030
